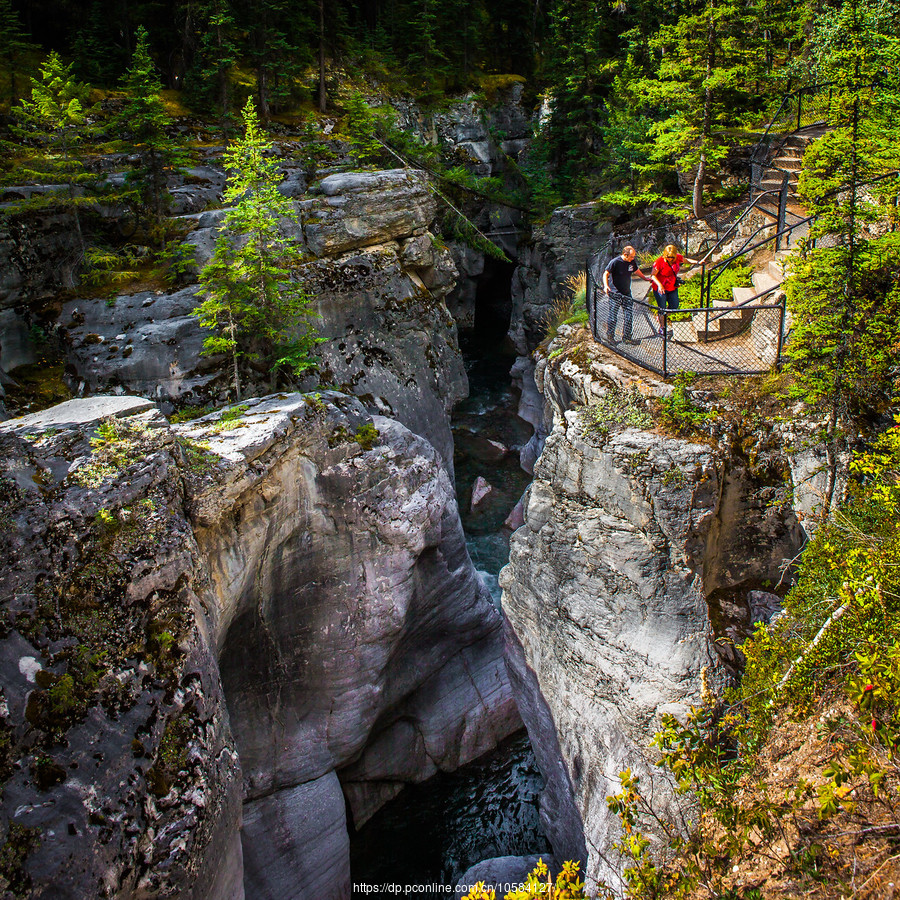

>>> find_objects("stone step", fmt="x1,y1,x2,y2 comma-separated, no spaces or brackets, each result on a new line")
767,258,785,280
693,311,721,332
760,171,799,186
752,271,781,297
732,286,759,305
670,320,698,343
772,156,803,170
692,308,747,339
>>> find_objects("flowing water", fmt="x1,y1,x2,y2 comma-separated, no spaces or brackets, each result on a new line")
348,329,545,893
348,731,549,894
453,332,533,604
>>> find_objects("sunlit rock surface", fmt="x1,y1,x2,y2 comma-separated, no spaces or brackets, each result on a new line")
501,343,806,891
0,392,519,898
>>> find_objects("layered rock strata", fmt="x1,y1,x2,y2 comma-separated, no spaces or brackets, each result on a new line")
0,392,519,898
500,334,806,891
58,169,465,473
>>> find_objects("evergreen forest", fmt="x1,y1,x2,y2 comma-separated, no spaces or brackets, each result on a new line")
2,0,900,898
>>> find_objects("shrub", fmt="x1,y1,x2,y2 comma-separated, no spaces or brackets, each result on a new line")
462,858,586,899
580,389,652,441
656,373,715,435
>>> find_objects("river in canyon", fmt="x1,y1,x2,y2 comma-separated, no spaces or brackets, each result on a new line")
348,321,544,893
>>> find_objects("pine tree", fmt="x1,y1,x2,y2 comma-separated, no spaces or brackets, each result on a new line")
787,0,900,509
184,0,239,133
344,90,384,164
12,52,97,251
195,98,321,400
637,0,757,216
116,26,183,242
244,0,309,119
0,0,37,113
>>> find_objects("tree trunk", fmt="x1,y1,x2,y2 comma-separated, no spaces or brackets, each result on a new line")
258,67,270,120
318,0,327,112
216,19,230,134
692,152,706,218
692,12,715,219
228,309,242,401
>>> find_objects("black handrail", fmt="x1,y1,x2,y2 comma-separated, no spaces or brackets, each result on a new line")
694,187,783,270
701,168,900,306
749,82,833,165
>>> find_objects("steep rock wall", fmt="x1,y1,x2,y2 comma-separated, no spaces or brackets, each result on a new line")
0,392,520,898
0,397,244,900
57,169,466,472
185,393,520,896
500,337,806,890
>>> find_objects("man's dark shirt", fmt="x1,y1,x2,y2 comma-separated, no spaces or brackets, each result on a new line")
604,255,638,296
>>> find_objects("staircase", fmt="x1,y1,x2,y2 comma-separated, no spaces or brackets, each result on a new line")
752,125,829,212
669,251,791,345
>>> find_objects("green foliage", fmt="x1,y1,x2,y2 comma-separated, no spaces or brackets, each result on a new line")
0,0,38,112
207,403,249,433
678,262,751,308
786,0,900,425
5,52,97,245
81,244,148,291
147,713,193,797
786,234,900,416
115,27,184,240
354,423,379,450
196,98,322,400
72,417,147,486
579,389,652,441
343,90,385,165
0,823,41,895
182,0,239,130
656,373,715,435
517,130,564,221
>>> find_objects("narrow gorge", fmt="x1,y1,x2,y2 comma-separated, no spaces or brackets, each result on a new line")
2,14,897,899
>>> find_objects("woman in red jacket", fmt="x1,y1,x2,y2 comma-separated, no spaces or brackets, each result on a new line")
650,244,700,336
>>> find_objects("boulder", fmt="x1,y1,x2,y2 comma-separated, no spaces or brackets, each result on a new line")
301,169,438,257
455,854,558,895
471,475,494,509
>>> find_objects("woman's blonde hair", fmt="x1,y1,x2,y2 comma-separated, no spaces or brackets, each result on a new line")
663,244,679,260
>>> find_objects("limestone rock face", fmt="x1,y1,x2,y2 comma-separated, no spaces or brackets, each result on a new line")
0,393,520,898
55,169,464,472
0,209,82,313
300,169,438,257
59,286,223,404
180,393,520,896
0,399,244,900
501,415,727,888
500,347,806,890
511,204,614,354
305,241,466,472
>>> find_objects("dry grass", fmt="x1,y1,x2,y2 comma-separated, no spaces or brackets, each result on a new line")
678,698,900,900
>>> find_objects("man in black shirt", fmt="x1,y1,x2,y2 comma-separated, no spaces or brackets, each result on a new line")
602,246,653,345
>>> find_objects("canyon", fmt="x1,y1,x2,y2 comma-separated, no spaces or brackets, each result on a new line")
0,88,826,899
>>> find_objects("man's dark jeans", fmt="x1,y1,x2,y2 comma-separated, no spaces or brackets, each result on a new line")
606,289,633,340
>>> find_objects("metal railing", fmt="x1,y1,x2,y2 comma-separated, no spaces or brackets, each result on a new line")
585,257,785,377
586,169,900,377
750,83,834,164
